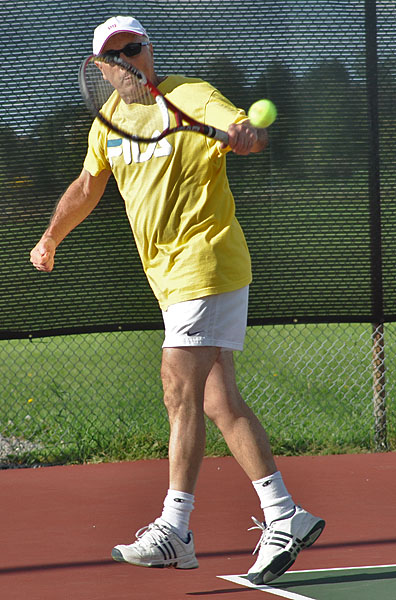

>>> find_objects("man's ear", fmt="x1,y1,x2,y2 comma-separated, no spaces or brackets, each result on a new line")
94,60,108,81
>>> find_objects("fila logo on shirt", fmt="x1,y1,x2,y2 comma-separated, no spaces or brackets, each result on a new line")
107,136,172,166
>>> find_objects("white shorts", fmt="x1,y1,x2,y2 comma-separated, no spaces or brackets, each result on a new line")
162,286,249,351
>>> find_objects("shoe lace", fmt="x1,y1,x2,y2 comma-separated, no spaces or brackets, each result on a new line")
134,521,171,548
248,516,269,555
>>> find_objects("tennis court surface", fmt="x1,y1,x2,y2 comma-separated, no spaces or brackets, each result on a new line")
1,452,395,600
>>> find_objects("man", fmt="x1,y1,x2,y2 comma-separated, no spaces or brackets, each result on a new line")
30,16,325,584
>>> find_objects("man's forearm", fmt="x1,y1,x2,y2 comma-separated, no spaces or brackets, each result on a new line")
42,168,110,247
31,168,110,272
250,126,269,153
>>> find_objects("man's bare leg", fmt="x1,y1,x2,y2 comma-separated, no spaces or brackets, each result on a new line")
161,345,220,493
203,350,277,480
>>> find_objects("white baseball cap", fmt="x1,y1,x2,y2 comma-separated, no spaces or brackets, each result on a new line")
93,16,149,55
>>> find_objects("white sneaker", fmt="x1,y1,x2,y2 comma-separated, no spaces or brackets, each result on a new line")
247,506,325,584
111,519,199,569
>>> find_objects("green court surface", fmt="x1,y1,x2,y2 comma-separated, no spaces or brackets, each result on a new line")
219,564,396,600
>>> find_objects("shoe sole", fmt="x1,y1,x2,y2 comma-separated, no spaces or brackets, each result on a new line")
111,547,199,569
250,519,326,585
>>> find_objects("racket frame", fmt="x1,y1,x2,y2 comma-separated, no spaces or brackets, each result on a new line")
79,54,229,145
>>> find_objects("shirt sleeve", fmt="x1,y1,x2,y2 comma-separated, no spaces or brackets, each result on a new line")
204,88,248,155
205,88,247,129
83,118,111,176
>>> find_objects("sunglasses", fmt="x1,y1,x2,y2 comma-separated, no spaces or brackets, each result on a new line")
103,42,150,59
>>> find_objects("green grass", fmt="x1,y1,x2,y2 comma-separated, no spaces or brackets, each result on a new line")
0,322,395,466
0,330,167,464
241,323,396,454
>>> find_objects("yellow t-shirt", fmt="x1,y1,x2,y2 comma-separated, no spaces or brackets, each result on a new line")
83,75,252,310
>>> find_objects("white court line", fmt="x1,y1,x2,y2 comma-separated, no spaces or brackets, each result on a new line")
217,574,316,600
218,564,396,599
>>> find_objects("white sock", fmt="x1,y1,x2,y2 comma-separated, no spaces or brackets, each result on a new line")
159,489,194,541
252,471,295,524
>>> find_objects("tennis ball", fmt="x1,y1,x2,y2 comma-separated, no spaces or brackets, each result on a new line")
248,99,277,128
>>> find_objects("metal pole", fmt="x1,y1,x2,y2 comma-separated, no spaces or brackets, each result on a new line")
365,1,387,451
372,322,388,451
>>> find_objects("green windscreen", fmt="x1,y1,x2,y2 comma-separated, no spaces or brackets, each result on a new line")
0,1,394,338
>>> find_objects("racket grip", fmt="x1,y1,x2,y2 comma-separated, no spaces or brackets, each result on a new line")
212,128,229,145
205,125,229,145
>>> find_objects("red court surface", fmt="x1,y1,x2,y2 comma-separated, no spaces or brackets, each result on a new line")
1,452,396,600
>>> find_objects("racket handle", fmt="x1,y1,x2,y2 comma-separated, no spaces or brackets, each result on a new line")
206,126,229,145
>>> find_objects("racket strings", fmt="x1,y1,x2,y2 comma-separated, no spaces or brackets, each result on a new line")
82,60,166,141
118,103,165,143
84,61,115,110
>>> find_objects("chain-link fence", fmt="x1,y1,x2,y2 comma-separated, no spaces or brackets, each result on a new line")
0,321,394,466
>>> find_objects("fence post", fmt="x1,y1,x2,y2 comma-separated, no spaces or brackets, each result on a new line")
372,322,388,451
366,2,387,451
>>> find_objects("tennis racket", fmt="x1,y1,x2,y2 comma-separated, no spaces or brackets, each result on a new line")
78,54,229,145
